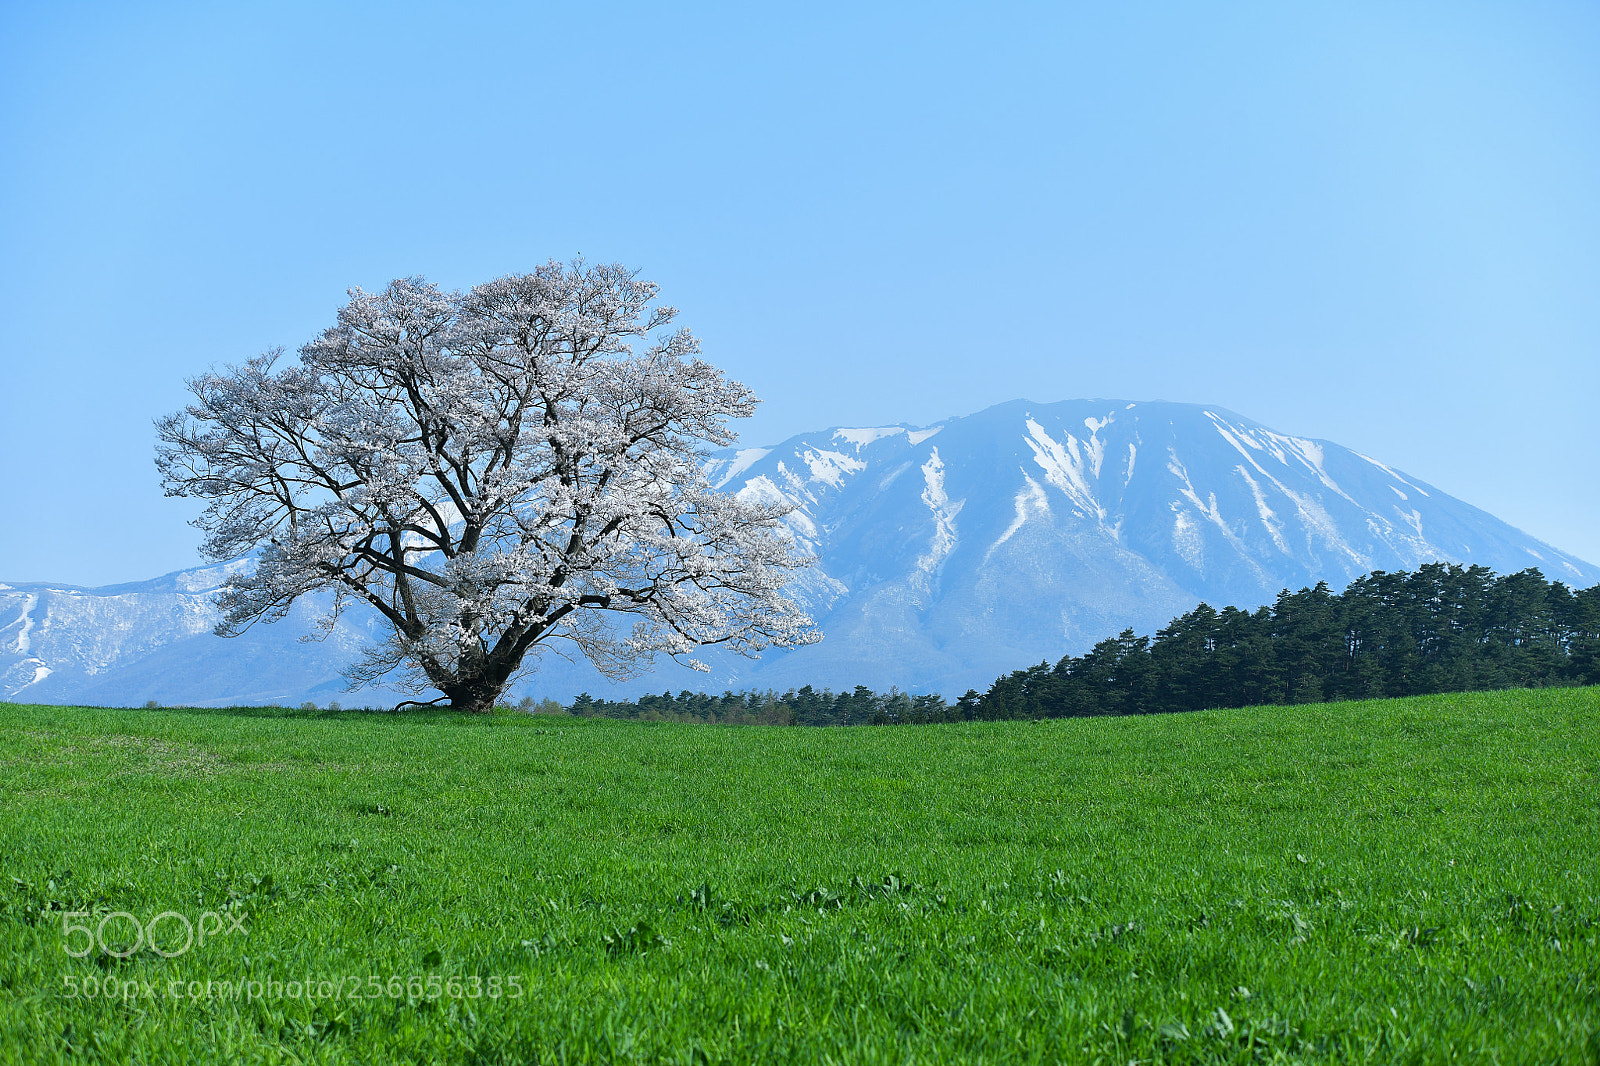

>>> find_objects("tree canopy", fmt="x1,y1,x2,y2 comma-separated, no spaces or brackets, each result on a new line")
157,261,818,712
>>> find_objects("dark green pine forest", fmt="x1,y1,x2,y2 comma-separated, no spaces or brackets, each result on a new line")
566,563,1600,726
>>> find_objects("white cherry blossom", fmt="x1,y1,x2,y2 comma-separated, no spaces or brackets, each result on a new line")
157,261,819,711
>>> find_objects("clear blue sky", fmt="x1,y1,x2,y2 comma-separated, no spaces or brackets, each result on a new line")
3,1,1597,586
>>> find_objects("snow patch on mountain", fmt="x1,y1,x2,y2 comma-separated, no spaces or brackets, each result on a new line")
736,475,788,509
877,461,914,491
1208,413,1355,505
1204,419,1368,567
713,447,771,488
1171,508,1204,570
1168,451,1271,584
799,447,867,489
1237,467,1290,554
1025,417,1105,523
912,447,963,598
6,594,37,653
833,427,905,450
988,474,1050,559
1358,453,1430,497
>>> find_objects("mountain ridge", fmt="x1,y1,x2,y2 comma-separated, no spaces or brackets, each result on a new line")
4,399,1594,705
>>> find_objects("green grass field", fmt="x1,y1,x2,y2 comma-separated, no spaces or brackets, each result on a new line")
1,689,1596,1064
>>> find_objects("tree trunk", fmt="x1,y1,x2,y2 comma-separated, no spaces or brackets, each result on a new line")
442,674,507,714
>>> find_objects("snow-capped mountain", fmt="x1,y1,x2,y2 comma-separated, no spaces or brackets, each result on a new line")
0,561,399,707
4,399,1595,705
700,399,1597,695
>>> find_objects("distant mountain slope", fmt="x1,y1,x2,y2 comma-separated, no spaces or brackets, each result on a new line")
697,399,1596,694
0,562,397,707
4,399,1594,705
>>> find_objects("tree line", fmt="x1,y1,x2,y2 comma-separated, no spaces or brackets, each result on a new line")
566,685,951,726
559,563,1600,725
